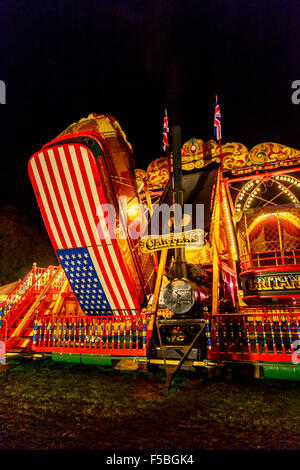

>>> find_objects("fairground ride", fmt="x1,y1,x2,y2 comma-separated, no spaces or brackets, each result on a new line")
1,113,300,388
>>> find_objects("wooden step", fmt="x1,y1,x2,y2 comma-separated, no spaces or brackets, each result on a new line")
7,348,25,353
9,326,35,332
7,323,28,334
19,328,34,335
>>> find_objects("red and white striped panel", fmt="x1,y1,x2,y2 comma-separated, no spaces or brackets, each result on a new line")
28,143,145,314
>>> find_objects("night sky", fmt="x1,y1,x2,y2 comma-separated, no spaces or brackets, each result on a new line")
0,0,300,215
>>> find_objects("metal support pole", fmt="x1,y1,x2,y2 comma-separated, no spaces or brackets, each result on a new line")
171,125,187,279
212,169,221,315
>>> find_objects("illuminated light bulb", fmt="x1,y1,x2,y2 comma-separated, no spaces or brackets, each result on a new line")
125,206,141,218
182,213,191,226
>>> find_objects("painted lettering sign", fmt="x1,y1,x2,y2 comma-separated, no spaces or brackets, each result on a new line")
140,229,203,254
242,272,300,296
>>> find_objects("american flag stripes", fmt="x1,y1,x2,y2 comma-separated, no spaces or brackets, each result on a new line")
214,95,222,141
162,108,169,152
28,143,144,315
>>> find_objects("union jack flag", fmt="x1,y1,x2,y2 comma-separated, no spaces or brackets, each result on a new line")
214,95,222,141
28,142,144,315
162,108,169,152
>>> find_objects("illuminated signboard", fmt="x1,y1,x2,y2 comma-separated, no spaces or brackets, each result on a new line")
140,230,203,254
242,271,300,297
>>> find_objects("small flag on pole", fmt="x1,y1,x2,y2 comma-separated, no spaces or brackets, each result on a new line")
162,108,169,152
214,95,222,141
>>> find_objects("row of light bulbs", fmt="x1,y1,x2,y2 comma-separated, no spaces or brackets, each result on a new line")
253,212,287,223
236,175,299,211
275,176,300,187
274,175,299,204
237,182,262,211
236,180,262,211
276,183,297,203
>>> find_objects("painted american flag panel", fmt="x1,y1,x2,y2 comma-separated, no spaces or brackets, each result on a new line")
28,142,145,315
57,247,113,315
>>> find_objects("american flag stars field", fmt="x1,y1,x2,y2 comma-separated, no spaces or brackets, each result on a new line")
57,247,112,315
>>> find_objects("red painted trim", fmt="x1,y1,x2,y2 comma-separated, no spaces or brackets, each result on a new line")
240,265,300,276
242,294,300,300
207,350,299,363
225,166,300,183
28,156,59,251
207,310,300,317
32,346,147,356
41,130,106,153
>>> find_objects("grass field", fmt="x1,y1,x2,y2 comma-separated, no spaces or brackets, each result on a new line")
1,358,300,450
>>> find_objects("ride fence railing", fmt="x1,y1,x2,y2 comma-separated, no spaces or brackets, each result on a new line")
0,266,64,329
32,312,153,356
0,265,47,327
205,307,300,363
240,249,300,272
